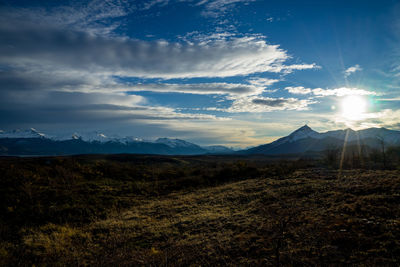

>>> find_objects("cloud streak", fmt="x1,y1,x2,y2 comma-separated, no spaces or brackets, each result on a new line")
124,82,270,96
0,3,319,80
0,25,310,79
285,86,378,97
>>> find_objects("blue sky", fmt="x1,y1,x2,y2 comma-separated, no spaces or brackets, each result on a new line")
0,0,399,147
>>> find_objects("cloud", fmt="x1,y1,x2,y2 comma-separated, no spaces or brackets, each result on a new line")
378,97,400,101
285,86,378,97
196,0,256,17
247,78,279,89
142,0,170,10
0,1,132,36
312,87,377,97
251,98,288,107
0,68,110,92
227,96,317,112
124,82,269,96
332,108,400,130
344,64,362,77
0,90,227,126
0,67,279,98
281,63,321,73
285,86,312,95
0,20,317,79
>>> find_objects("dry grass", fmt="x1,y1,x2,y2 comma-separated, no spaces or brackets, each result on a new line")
13,168,400,266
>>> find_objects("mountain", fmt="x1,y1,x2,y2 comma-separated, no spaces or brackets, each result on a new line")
155,138,207,155
0,138,173,156
155,138,200,148
154,138,235,154
1,126,399,156
242,125,400,155
202,145,234,154
0,128,46,139
0,130,229,156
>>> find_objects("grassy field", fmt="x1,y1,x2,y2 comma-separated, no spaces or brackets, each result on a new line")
1,155,400,265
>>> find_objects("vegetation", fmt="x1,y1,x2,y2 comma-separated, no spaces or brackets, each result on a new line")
1,153,400,265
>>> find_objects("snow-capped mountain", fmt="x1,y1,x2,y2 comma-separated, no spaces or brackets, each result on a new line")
155,138,200,148
0,128,46,138
52,131,115,142
0,129,226,155
0,129,116,142
154,138,207,154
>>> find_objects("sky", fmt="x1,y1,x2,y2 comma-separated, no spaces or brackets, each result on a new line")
1,0,400,147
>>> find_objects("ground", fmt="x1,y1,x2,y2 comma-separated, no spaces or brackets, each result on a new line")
1,155,400,266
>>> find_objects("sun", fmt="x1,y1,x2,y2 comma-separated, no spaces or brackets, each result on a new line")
340,95,367,121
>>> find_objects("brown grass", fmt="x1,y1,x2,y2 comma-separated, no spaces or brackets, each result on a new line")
10,168,400,266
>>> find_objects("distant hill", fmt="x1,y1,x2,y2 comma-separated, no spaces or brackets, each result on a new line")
202,145,234,154
241,125,400,155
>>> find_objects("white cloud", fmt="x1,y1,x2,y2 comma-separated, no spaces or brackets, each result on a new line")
0,67,279,98
285,86,312,95
333,108,400,130
312,87,377,97
282,63,321,73
0,21,318,79
247,77,279,88
123,82,267,96
286,86,378,97
344,64,362,77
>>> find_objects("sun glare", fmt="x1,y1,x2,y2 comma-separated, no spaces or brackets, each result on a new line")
340,95,367,121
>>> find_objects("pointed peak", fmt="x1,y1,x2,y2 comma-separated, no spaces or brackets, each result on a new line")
344,128,355,132
293,124,313,133
301,124,311,130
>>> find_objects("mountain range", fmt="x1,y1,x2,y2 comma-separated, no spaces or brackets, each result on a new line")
242,125,400,155
0,128,233,156
0,126,399,156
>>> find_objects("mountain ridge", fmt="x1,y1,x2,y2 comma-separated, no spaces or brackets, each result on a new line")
0,125,399,156
242,125,400,155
